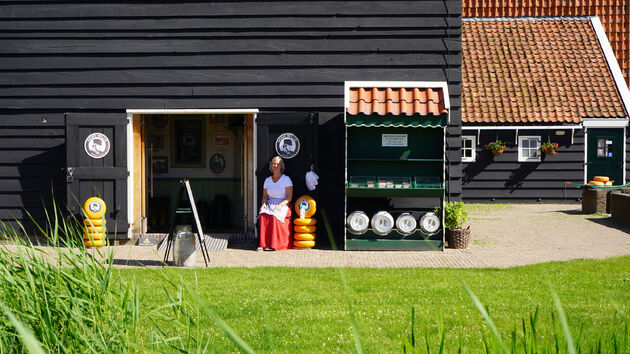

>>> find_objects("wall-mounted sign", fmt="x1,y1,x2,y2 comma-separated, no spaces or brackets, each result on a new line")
209,153,226,174
382,134,408,147
84,133,111,159
275,133,300,159
213,133,231,146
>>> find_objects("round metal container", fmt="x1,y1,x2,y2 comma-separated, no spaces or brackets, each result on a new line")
173,225,196,267
395,213,417,235
418,212,440,234
346,211,369,235
370,211,394,235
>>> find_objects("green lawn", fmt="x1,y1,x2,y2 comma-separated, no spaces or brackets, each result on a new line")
124,256,630,352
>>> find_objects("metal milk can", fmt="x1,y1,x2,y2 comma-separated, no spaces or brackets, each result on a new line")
173,225,197,267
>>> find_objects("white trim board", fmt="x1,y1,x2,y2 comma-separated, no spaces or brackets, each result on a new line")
591,16,630,117
582,118,629,128
126,109,260,114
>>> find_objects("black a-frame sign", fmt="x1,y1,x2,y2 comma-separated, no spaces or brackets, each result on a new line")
162,179,210,266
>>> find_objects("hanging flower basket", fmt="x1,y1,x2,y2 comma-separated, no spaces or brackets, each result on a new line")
484,140,507,156
539,142,559,155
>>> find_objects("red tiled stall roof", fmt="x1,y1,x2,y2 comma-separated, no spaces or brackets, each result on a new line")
462,18,627,124
347,87,448,116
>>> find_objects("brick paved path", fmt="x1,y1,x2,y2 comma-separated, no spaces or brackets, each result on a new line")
106,204,630,268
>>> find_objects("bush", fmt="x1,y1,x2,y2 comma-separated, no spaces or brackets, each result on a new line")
443,201,468,229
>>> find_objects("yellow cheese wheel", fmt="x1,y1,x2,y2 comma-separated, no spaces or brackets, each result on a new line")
293,240,315,248
83,197,106,219
84,239,106,247
294,195,316,218
84,226,106,234
605,181,613,186
294,218,317,226
83,232,104,241
294,225,316,233
593,176,609,182
84,218,105,227
294,233,316,241
588,181,604,186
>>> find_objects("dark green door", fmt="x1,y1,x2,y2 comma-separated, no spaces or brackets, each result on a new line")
587,128,624,183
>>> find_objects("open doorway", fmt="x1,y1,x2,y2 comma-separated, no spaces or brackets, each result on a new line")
130,112,256,239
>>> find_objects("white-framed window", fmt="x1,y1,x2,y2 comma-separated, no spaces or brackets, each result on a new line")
462,136,476,162
518,136,541,162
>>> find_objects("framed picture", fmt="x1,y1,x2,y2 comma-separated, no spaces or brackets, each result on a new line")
152,156,168,174
150,115,168,129
213,133,231,146
147,135,163,150
171,117,205,167
209,153,226,174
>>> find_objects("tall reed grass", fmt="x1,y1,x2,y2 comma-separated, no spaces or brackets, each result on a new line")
0,205,628,352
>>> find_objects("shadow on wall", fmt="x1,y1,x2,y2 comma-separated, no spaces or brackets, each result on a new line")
317,113,345,248
505,162,540,191
13,144,66,235
462,149,493,184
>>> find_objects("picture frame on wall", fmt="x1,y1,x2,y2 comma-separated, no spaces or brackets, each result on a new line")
147,135,163,150
172,117,205,167
152,156,168,174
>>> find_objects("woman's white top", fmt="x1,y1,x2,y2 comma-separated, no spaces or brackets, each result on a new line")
260,174,293,222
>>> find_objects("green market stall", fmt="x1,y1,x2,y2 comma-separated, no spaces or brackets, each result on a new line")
344,83,449,251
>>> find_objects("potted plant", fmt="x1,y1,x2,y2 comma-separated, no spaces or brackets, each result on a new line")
539,141,559,155
442,201,470,249
484,140,507,156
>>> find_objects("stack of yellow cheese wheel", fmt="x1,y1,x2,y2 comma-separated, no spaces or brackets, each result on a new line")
588,176,613,187
83,197,107,247
293,195,316,248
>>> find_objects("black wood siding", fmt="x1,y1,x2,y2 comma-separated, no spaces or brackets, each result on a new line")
462,129,584,202
0,0,462,234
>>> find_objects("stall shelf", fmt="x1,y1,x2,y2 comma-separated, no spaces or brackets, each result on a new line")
343,83,449,251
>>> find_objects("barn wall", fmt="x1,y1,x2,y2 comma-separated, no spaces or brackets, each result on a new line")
462,129,584,202
0,0,462,233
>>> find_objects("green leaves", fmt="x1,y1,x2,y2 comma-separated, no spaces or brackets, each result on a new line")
443,201,469,229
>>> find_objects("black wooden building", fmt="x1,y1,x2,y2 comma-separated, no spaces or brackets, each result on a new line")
0,0,462,244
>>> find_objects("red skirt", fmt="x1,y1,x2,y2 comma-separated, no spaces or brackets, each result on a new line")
259,206,292,250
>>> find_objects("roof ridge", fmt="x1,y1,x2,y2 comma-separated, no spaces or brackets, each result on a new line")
463,16,593,22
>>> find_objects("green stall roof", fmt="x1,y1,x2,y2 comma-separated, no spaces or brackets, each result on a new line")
346,113,448,128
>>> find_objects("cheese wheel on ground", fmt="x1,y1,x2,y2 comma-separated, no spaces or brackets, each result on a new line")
294,225,316,233
83,232,104,241
84,239,106,247
85,226,106,234
593,176,609,182
294,218,317,226
589,181,604,186
293,240,315,248
294,233,316,241
294,195,316,218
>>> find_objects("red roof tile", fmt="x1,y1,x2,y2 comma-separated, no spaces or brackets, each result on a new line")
462,18,627,124
347,87,447,116
462,0,630,88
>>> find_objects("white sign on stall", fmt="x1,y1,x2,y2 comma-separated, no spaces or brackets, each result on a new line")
381,134,408,147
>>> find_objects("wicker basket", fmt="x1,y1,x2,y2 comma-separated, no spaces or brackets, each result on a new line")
446,226,470,249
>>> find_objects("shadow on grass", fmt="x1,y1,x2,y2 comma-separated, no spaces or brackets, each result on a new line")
112,259,166,267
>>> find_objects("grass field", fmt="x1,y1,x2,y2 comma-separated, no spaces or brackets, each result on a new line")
122,256,630,352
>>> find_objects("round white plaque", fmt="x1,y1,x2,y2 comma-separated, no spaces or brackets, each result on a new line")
84,133,111,159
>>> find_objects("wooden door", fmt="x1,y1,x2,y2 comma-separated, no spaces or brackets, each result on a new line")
66,113,129,239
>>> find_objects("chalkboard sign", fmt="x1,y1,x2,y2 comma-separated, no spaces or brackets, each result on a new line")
161,179,210,266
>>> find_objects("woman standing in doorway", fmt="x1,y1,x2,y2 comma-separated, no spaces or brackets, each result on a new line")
258,156,293,251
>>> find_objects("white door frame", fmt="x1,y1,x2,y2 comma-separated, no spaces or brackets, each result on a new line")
582,118,628,184
125,109,260,236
